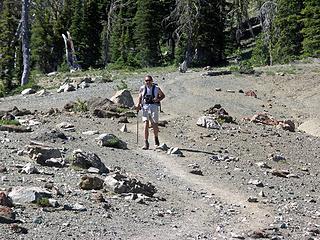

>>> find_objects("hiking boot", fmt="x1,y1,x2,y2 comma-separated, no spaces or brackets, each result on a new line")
155,137,160,147
142,140,149,150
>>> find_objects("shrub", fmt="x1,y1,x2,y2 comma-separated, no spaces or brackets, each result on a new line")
73,99,88,112
36,198,50,207
0,119,20,126
250,34,269,66
116,80,128,90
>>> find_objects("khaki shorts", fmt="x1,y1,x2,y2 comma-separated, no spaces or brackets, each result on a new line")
142,104,159,123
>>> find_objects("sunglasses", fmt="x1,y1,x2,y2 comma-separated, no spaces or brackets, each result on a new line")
145,79,152,82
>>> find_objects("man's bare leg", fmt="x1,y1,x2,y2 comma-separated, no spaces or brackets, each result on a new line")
142,120,149,149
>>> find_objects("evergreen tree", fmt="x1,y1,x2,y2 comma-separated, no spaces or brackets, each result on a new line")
134,0,161,67
54,0,74,70
271,0,304,64
0,0,20,92
31,5,56,73
301,0,320,57
109,1,137,67
194,0,227,66
82,0,103,68
70,0,85,68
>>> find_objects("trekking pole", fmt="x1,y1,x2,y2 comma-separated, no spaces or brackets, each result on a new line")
136,110,139,145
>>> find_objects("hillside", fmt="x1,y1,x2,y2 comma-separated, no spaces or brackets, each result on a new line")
0,63,319,240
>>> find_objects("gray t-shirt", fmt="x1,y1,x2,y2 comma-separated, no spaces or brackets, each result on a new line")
140,84,159,106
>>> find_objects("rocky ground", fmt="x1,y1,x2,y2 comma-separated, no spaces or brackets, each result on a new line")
0,62,319,240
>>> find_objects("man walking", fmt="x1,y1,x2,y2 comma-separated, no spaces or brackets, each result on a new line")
136,75,165,150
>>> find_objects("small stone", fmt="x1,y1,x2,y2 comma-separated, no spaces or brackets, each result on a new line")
248,197,258,203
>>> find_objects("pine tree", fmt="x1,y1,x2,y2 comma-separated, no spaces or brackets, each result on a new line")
301,0,320,57
82,0,103,68
53,0,74,70
0,0,20,91
31,5,56,73
70,0,85,68
134,0,161,67
271,0,304,64
194,0,227,66
109,1,137,67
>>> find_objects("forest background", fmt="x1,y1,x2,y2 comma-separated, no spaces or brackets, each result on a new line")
0,0,319,96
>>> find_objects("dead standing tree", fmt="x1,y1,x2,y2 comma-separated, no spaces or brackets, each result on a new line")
259,0,277,65
21,0,30,86
62,31,80,71
101,0,133,66
167,0,201,71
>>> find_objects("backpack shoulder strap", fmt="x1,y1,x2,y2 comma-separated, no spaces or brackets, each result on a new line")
143,86,147,97
152,84,156,98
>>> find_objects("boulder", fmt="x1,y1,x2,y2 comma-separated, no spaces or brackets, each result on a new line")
196,116,221,129
21,88,36,95
79,175,104,190
71,149,109,174
96,134,127,149
0,206,16,223
0,192,13,207
110,89,134,108
8,187,52,204
104,173,157,197
26,142,62,165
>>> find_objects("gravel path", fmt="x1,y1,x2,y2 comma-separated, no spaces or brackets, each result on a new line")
0,63,319,239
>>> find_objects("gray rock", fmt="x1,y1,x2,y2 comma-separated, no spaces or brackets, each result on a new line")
196,116,221,129
79,175,104,190
110,89,134,108
21,163,39,174
21,88,36,95
71,149,109,174
8,186,52,204
96,133,127,149
26,142,62,166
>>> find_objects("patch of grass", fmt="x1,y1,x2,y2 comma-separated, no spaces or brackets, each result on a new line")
73,98,88,112
36,197,50,207
0,119,20,126
9,80,41,96
116,80,128,91
265,70,276,76
115,107,129,113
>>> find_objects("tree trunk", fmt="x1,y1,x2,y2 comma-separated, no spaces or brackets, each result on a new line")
21,0,30,86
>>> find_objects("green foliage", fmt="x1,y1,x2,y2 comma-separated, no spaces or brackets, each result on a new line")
115,107,129,113
31,5,56,73
230,60,254,74
9,79,41,96
0,0,20,91
192,1,226,66
271,0,303,64
0,80,7,97
116,79,128,90
301,0,320,57
73,98,88,112
134,0,162,67
109,1,137,68
36,198,50,207
0,119,20,126
105,136,121,148
250,34,269,66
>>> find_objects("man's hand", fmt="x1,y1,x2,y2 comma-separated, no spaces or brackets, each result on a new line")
135,104,141,112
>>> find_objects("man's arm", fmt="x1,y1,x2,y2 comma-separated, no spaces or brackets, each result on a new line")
135,92,142,111
155,88,165,102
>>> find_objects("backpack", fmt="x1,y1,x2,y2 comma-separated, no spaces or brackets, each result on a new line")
143,84,159,105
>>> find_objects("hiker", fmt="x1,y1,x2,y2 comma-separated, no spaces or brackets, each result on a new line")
136,75,165,150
